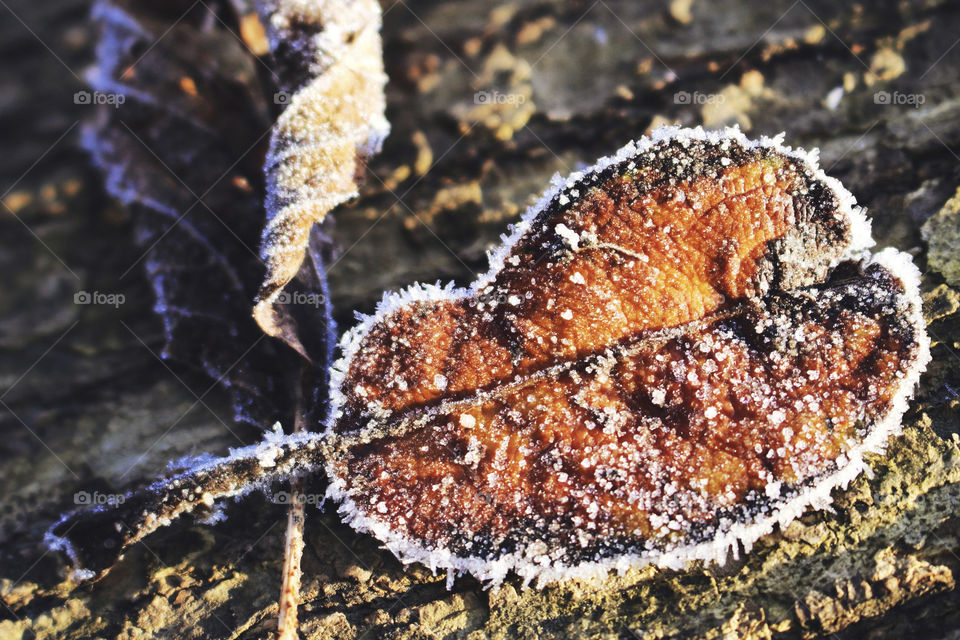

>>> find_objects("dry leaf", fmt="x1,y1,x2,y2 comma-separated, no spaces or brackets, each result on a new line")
47,0,341,578
253,0,390,352
323,127,929,586
82,0,333,428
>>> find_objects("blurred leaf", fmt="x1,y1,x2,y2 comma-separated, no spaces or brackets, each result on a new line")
83,0,333,429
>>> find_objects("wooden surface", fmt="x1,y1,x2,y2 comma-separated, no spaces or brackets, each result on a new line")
2,0,960,638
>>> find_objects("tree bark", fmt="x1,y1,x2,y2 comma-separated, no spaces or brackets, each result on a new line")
2,0,960,638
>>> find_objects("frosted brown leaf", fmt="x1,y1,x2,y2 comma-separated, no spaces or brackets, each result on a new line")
322,126,929,586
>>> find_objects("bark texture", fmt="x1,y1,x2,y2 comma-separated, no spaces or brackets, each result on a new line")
2,0,960,638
